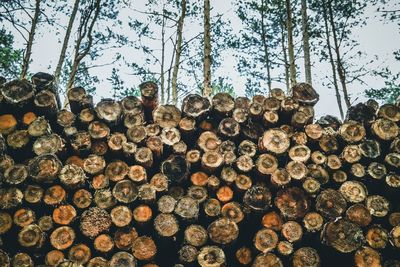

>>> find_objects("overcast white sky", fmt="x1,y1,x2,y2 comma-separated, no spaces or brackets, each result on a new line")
8,0,400,118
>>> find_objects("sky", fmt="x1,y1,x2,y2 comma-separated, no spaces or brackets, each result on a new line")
6,0,400,118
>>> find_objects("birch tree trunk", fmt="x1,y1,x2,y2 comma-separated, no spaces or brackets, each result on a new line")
322,1,344,119
260,0,272,92
54,0,80,86
20,0,41,79
285,0,297,88
66,0,101,90
203,0,212,97
280,20,290,93
160,7,166,104
301,0,312,85
54,0,80,107
171,0,186,105
327,0,351,108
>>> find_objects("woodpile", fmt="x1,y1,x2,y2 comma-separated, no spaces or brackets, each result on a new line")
0,74,400,267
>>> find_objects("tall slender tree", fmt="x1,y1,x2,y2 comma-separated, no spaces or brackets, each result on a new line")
327,0,350,108
285,0,297,88
203,0,212,97
20,0,41,78
322,0,344,119
54,0,80,87
171,0,187,105
301,0,312,84
67,0,101,89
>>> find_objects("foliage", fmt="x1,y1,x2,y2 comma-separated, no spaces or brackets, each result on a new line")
0,28,23,79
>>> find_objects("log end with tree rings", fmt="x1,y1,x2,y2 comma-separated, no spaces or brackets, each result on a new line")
204,198,221,218
134,147,153,168
281,220,303,242
179,245,198,264
221,202,244,224
184,224,208,247
6,130,29,150
218,118,240,140
366,195,390,218
252,252,283,267
233,108,249,124
292,247,320,267
4,164,28,185
110,251,137,267
354,246,382,267
88,121,110,140
157,195,177,214
153,213,180,238
316,189,347,219
161,127,181,146
371,118,399,141
212,92,235,116
197,246,226,267
346,204,372,227
83,154,106,175
291,82,319,106
132,236,157,261
140,81,158,109
303,212,324,233
262,211,283,231
275,187,310,219
33,133,65,156
95,99,122,125
34,90,58,114
162,154,189,183
238,140,257,157
1,79,34,106
366,225,389,249
120,95,143,115
174,196,199,221
182,94,211,118
259,128,290,154
359,139,381,159
112,180,138,204
322,219,365,253
71,131,91,153
390,225,400,249
59,164,87,189
29,154,62,183
254,228,278,253
0,114,17,135
50,226,75,250
198,131,221,152
377,103,400,122
153,105,181,129
243,185,271,212
339,181,368,204
80,207,111,239
235,247,252,265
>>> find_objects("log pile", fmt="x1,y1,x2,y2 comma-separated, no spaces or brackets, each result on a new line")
0,74,400,267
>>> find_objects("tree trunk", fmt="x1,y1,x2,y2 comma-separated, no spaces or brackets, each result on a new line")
54,0,80,105
322,1,344,120
285,0,296,88
66,0,101,90
260,0,272,92
203,0,212,97
20,0,41,79
280,21,290,93
301,0,312,85
160,7,166,104
327,0,351,108
171,0,186,105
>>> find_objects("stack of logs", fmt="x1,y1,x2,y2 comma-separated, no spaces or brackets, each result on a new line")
0,72,400,267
